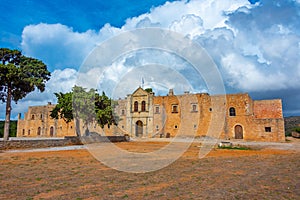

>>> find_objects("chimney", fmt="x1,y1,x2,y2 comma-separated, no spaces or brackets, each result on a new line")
168,89,174,96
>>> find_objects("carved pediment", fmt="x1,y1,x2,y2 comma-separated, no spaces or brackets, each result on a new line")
132,87,149,97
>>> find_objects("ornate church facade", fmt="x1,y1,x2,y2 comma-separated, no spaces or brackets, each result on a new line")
17,87,285,142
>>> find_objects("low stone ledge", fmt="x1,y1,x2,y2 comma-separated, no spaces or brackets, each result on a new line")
0,137,82,150
291,132,300,138
0,135,129,150
218,141,233,148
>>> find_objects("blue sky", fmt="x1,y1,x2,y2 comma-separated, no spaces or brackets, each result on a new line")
0,0,300,119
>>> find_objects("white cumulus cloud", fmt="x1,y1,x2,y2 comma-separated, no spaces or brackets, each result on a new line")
16,0,300,117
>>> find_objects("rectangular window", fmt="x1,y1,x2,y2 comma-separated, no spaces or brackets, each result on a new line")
191,104,198,112
265,127,271,132
155,106,160,114
172,105,178,113
121,109,125,115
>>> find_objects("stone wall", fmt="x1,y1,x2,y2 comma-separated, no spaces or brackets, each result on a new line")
0,136,129,150
16,88,286,142
0,137,82,150
17,103,76,137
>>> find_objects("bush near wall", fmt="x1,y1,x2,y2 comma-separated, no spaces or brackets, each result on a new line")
0,121,17,138
293,127,300,133
284,116,300,136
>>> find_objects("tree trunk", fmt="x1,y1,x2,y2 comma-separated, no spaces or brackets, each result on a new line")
3,85,12,141
75,117,81,137
84,122,89,136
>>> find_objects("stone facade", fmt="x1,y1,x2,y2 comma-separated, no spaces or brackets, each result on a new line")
17,102,76,138
17,87,285,142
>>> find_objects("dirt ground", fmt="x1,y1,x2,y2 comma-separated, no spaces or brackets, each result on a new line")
0,141,299,200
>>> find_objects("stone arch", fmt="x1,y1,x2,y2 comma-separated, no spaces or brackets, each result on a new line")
234,125,243,139
135,120,143,137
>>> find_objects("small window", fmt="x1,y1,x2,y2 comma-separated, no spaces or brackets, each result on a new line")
265,127,271,132
31,115,35,120
70,126,73,129
22,129,25,135
191,104,197,112
155,106,160,114
172,105,178,113
156,125,159,131
209,108,212,112
40,114,43,120
134,101,138,112
229,107,236,116
174,125,178,129
121,109,125,115
28,130,30,135
141,101,146,111
194,124,197,129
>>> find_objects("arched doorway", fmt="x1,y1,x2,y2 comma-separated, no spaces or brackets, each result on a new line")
135,120,143,137
50,126,54,137
37,127,41,136
234,125,243,139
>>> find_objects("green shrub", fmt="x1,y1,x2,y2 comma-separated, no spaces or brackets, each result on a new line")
293,127,300,133
218,146,250,150
0,121,17,138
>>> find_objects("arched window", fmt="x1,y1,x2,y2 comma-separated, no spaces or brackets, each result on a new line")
31,114,35,120
50,127,54,137
141,101,146,111
172,105,178,113
28,130,30,135
37,127,41,136
229,107,236,116
134,101,138,112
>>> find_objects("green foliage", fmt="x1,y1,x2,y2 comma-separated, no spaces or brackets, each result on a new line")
218,146,250,150
145,88,153,93
51,86,118,135
293,127,300,133
0,48,50,140
0,121,17,137
50,92,73,123
72,86,97,127
284,116,300,136
0,48,51,103
95,91,119,128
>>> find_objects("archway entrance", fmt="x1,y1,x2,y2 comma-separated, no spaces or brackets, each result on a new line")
135,120,143,137
234,125,243,139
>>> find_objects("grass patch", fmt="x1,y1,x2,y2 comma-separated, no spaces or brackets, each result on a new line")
218,146,251,150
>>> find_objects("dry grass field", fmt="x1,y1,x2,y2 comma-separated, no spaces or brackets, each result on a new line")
0,141,299,200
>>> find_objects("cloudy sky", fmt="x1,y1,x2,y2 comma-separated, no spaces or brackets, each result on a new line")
0,0,299,119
